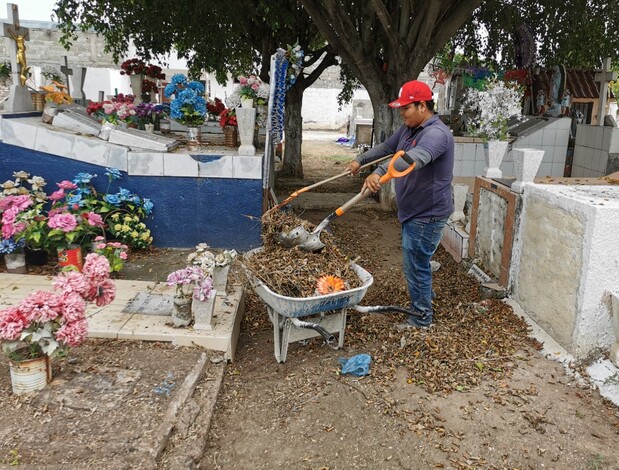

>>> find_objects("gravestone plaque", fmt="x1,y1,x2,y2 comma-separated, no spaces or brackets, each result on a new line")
122,292,173,316
52,111,102,136
108,127,179,152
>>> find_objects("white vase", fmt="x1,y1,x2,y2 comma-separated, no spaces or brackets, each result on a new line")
483,140,509,178
511,148,545,193
186,126,200,151
129,74,144,104
41,103,57,124
236,107,256,155
4,253,27,274
192,291,217,330
98,121,116,140
241,97,254,108
144,123,155,133
172,296,192,327
212,265,230,292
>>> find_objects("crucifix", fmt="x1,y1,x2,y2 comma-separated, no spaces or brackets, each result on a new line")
60,55,73,95
2,3,30,86
1,3,33,111
595,57,618,126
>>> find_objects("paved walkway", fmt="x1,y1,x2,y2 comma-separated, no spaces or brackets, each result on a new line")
0,273,245,361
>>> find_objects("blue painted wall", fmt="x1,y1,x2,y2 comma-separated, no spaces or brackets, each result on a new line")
0,142,263,250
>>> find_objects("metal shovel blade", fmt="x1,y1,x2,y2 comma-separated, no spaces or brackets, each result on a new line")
277,225,313,248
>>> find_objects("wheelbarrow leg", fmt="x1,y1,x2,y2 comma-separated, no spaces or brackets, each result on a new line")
338,309,347,349
267,306,286,363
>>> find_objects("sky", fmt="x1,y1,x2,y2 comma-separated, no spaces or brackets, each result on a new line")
1,0,57,22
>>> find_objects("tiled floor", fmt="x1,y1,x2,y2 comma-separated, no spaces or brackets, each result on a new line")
0,273,245,361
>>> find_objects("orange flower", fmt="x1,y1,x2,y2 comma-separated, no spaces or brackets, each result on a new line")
316,275,346,295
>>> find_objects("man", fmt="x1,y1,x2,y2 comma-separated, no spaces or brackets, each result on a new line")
346,80,454,328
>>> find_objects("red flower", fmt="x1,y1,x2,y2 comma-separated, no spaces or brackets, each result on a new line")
219,108,237,128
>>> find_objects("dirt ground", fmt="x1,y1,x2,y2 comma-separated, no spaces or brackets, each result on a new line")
1,136,619,469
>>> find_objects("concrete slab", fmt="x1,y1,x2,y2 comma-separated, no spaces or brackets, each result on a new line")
0,273,244,361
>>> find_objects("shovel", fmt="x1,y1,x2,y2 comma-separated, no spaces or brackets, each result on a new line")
278,150,415,251
267,154,395,214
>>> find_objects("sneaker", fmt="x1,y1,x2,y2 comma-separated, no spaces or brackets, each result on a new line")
396,313,432,330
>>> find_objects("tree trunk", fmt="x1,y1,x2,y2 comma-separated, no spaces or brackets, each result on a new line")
279,81,304,178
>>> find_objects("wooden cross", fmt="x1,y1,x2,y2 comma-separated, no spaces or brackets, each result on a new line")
60,56,73,95
2,3,30,86
595,57,618,126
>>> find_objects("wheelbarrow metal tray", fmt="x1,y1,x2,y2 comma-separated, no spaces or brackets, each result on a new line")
243,248,374,318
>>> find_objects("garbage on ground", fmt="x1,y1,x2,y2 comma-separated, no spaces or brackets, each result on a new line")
339,353,372,376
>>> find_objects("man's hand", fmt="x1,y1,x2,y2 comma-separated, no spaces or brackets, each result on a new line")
363,173,381,193
345,161,361,175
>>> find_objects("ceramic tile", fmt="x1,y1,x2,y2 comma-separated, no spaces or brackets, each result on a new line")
127,152,164,176
453,160,462,176
552,162,566,176
556,129,570,148
163,153,199,177
70,136,110,166
610,130,619,153
2,118,38,149
87,310,132,339
461,160,476,176
500,161,514,177
474,160,486,176
474,143,485,159
462,144,476,161
538,162,552,178
232,155,262,179
529,130,543,147
542,129,557,146
107,144,129,172
197,156,234,178
34,127,76,158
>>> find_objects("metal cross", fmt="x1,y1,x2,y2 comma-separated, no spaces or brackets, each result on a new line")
2,3,30,86
60,56,73,95
595,57,618,126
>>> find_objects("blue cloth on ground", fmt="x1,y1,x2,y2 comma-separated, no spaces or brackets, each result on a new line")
338,353,372,376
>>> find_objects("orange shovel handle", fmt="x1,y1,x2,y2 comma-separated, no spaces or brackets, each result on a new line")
378,150,416,184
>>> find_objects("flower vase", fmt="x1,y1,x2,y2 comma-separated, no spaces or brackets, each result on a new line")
236,107,256,155
192,291,217,331
129,74,144,104
57,245,83,272
41,103,57,124
25,247,48,266
172,296,193,327
241,97,254,109
186,126,200,151
511,148,545,194
212,265,230,292
9,354,52,395
223,126,238,147
99,121,116,141
483,140,509,179
4,252,27,274
160,118,171,134
144,123,155,133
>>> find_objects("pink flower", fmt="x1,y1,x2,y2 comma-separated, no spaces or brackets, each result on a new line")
0,306,27,341
82,253,111,282
55,318,88,347
96,243,106,250
86,279,116,306
18,290,65,323
61,293,87,323
119,251,128,260
49,189,65,201
84,212,104,227
48,206,67,217
94,236,105,242
57,180,77,190
53,271,89,296
48,212,78,232
239,76,248,85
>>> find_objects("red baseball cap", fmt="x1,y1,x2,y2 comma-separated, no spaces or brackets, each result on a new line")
388,80,433,108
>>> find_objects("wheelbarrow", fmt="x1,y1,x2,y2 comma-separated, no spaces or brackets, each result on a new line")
243,248,413,363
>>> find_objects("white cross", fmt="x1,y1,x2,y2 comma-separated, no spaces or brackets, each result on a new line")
2,3,29,87
595,57,618,126
60,56,73,95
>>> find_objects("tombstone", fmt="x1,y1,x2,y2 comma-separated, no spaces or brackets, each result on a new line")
60,56,73,96
70,66,87,101
108,127,179,152
1,3,34,112
52,111,102,136
595,58,618,127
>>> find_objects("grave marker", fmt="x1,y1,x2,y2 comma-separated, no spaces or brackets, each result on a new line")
1,3,33,111
595,57,618,126
60,56,73,96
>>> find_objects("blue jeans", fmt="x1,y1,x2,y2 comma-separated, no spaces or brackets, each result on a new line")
401,217,448,323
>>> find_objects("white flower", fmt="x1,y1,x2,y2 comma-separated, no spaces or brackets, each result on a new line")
460,77,524,141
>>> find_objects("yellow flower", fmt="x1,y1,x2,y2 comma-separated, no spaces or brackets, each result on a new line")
131,231,139,239
124,215,132,222
140,232,150,240
114,223,122,231
121,225,130,233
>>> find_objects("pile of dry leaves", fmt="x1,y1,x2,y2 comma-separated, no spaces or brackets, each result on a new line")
242,210,363,297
